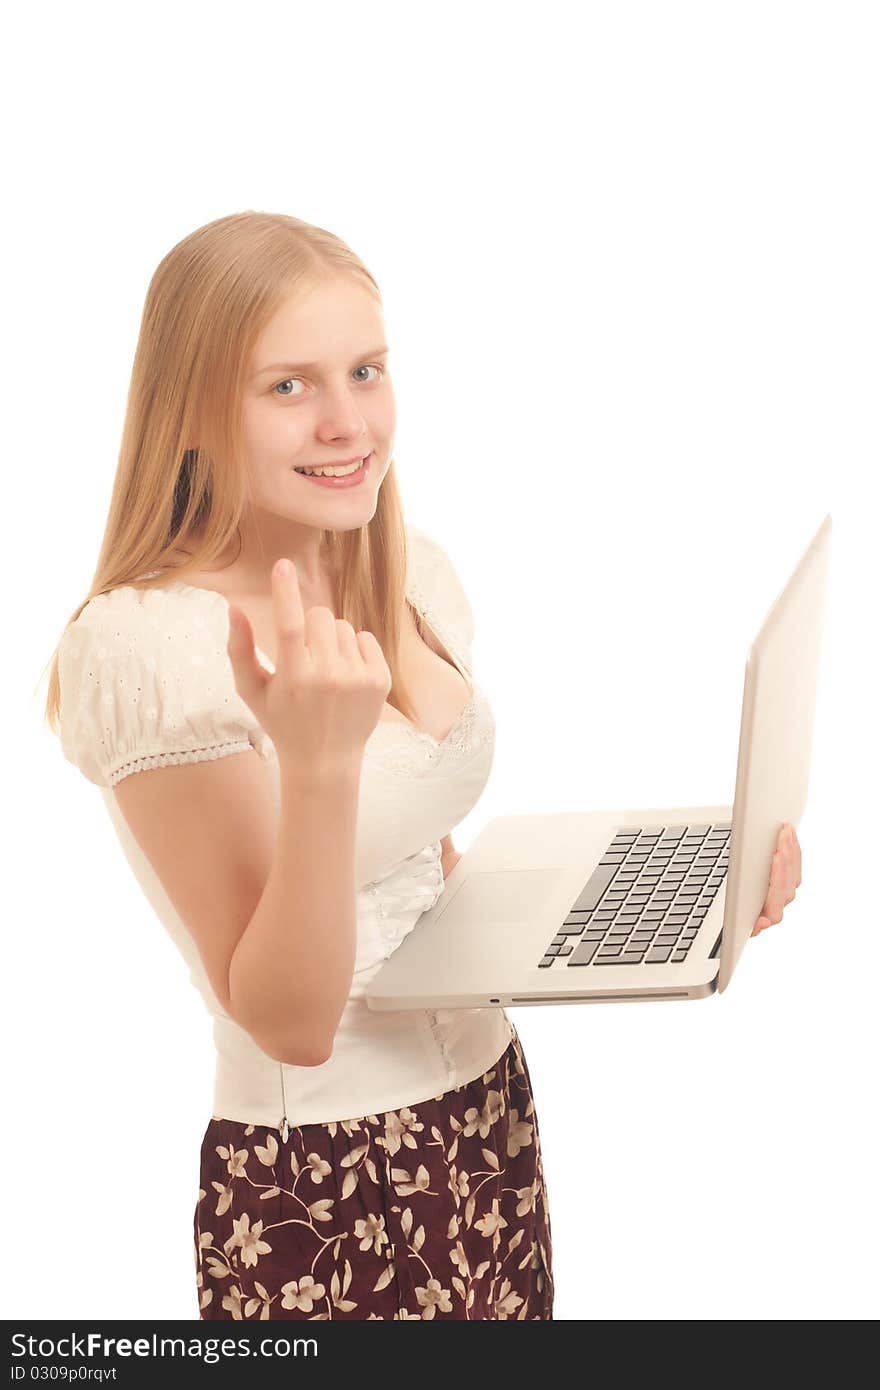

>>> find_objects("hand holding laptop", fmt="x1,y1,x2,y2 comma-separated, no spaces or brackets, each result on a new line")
441,844,463,880
752,822,803,937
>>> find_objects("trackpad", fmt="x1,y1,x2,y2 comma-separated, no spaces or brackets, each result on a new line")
438,868,562,926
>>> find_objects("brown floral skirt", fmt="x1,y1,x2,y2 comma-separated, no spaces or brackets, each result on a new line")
193,1025,554,1320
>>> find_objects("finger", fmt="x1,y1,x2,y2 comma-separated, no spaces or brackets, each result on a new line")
335,618,363,662
779,825,792,879
791,826,803,887
762,850,785,923
770,853,787,917
784,824,802,891
778,830,794,900
272,558,308,677
226,603,270,701
356,627,389,675
782,826,799,901
305,605,344,668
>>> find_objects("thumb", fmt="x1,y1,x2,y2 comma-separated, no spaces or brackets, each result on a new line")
226,603,269,705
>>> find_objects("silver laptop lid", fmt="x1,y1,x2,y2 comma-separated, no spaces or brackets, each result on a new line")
720,513,832,991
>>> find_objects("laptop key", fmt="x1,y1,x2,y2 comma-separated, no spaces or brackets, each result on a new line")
571,862,621,912
569,938,602,965
646,946,673,962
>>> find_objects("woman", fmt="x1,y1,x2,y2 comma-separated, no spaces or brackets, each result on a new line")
45,211,801,1320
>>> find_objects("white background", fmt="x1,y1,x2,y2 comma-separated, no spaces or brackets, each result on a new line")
9,0,878,1320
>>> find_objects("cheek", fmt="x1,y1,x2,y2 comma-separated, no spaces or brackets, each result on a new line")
246,458,287,508
375,405,394,447
243,401,308,454
241,423,303,498
372,393,396,440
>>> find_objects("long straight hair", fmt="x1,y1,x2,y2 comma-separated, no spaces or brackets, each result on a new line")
42,210,422,734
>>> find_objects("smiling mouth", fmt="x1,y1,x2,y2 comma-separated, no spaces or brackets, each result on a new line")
294,453,371,477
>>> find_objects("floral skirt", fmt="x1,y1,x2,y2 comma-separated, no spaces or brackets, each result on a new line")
193,1025,554,1320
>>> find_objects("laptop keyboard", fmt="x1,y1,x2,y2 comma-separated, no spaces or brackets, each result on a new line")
538,822,731,968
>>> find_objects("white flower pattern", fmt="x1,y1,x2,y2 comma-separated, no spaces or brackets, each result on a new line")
193,1028,554,1319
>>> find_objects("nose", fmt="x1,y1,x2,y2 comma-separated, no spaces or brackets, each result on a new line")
315,379,370,441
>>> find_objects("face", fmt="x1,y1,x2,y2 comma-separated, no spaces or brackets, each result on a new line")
240,276,396,554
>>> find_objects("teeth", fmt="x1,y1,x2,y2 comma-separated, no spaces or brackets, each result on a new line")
295,457,365,477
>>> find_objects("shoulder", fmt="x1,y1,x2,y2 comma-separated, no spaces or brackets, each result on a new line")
57,582,267,788
405,522,476,646
406,521,454,572
63,580,229,648
58,581,232,711
405,522,467,584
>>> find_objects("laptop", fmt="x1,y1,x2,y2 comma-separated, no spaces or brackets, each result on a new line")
365,513,831,1010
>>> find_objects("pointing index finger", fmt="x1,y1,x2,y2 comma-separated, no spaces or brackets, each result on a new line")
273,556,306,654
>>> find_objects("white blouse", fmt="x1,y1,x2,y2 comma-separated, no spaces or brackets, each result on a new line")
57,523,514,1130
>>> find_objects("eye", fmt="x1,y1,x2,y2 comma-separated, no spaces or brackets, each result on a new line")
273,377,304,398
352,363,384,383
272,363,385,397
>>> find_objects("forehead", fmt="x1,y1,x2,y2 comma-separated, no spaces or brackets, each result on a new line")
252,278,385,368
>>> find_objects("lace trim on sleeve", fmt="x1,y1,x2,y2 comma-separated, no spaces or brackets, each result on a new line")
108,738,257,787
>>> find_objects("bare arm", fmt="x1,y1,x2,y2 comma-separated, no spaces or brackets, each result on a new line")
113,746,362,1068
228,754,361,1064
218,558,390,1062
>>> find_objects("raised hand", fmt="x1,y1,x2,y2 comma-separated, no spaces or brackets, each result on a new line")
225,556,392,774
752,822,803,936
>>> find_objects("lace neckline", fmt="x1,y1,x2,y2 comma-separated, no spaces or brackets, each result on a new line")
376,573,477,750
148,572,478,752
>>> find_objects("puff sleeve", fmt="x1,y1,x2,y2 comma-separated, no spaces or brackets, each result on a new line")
406,524,476,658
57,583,273,789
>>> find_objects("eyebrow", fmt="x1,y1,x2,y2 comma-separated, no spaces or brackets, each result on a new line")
254,345,390,377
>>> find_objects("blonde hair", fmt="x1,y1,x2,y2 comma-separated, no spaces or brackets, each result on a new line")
42,210,422,736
